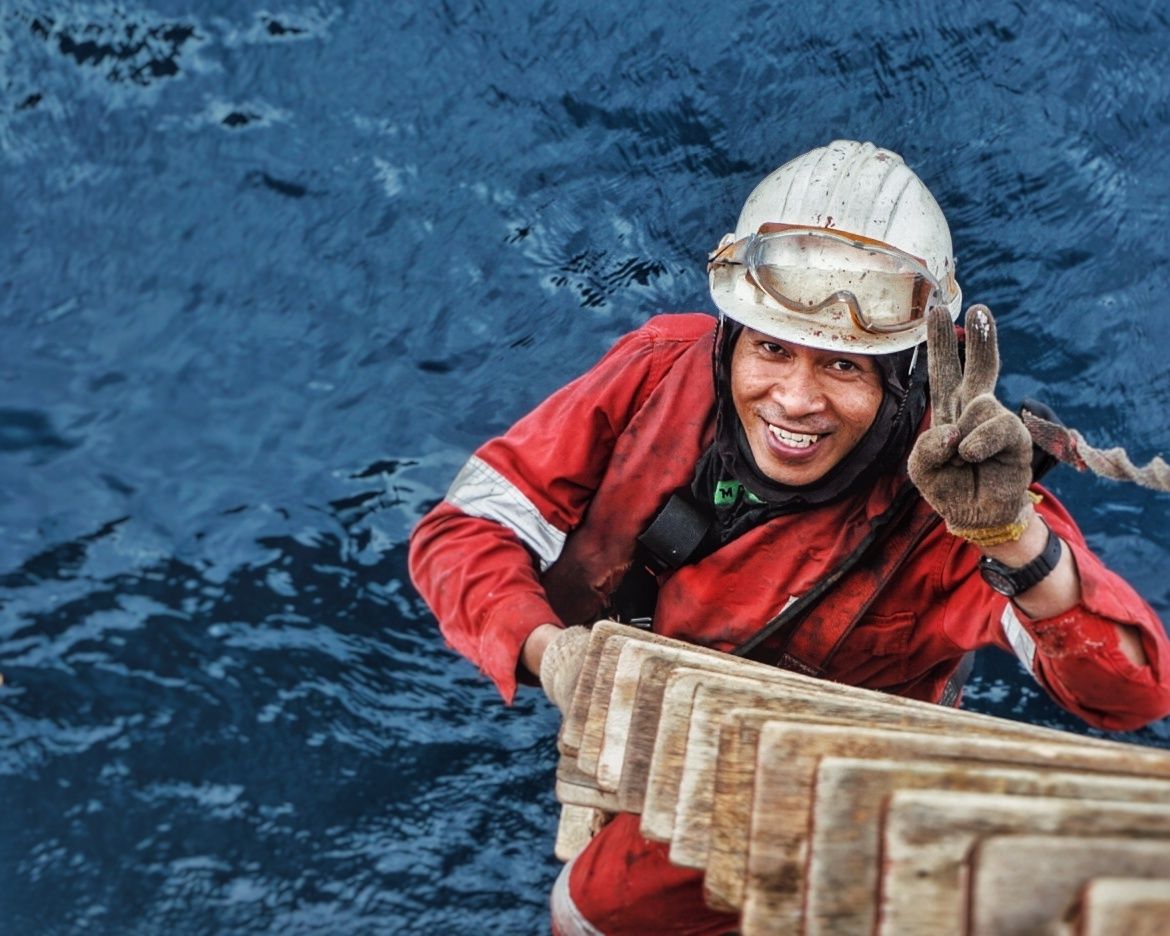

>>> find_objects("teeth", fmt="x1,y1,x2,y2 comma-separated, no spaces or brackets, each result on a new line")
768,425,820,448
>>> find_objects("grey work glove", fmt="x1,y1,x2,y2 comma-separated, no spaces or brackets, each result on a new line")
908,305,1035,545
539,626,592,714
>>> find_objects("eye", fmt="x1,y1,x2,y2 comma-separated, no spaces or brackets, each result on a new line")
829,358,864,374
759,340,785,355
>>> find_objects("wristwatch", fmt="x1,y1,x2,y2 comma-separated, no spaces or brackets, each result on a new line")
978,520,1063,597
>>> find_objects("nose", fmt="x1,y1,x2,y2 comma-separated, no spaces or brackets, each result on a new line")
770,360,827,418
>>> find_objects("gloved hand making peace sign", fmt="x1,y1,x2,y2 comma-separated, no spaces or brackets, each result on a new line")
908,304,1036,546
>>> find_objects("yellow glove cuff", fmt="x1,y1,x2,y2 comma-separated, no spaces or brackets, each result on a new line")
948,492,1043,547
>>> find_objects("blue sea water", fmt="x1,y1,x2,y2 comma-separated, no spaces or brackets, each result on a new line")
2,0,1170,932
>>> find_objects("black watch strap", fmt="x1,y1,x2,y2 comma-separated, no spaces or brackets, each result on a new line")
978,521,1063,597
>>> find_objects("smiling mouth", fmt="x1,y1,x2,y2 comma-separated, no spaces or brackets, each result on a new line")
767,424,822,448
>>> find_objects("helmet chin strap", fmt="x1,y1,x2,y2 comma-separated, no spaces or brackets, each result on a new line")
906,342,920,379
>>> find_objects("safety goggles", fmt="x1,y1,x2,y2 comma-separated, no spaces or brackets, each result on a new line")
707,223,954,335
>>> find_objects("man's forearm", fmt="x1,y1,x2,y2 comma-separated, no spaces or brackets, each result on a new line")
520,622,564,678
981,508,1147,666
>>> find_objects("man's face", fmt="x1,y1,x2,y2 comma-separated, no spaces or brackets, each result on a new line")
730,327,885,487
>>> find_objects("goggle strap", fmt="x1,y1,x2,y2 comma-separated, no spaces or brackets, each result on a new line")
707,235,745,271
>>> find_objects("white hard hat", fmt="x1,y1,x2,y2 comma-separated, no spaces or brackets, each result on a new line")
708,140,961,354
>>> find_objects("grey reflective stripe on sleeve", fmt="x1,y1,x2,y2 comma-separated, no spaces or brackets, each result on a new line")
550,856,605,936
1000,603,1037,675
445,455,567,571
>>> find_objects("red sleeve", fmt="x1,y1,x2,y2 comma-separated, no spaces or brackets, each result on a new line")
408,314,715,702
946,486,1170,731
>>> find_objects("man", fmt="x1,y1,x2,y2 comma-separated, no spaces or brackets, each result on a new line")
409,140,1170,934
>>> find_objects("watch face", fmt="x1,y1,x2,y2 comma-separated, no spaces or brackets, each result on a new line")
980,564,1019,597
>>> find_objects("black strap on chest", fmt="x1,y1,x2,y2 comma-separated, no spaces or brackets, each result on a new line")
606,492,712,627
638,492,712,572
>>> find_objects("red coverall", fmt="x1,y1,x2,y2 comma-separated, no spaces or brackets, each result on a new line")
409,313,1170,935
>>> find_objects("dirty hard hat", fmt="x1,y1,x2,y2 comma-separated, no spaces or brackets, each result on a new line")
708,140,961,354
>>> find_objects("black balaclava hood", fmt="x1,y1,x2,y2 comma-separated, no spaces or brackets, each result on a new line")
691,317,928,544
